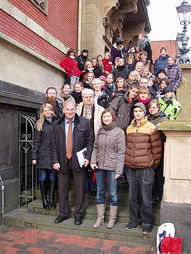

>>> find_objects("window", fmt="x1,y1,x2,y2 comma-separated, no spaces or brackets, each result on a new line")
29,0,48,15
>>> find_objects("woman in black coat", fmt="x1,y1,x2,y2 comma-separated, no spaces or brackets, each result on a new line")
32,103,57,209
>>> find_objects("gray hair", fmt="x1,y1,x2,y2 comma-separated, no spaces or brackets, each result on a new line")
63,100,76,108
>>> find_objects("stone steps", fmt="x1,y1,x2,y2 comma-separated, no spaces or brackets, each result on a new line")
5,208,158,247
28,199,161,225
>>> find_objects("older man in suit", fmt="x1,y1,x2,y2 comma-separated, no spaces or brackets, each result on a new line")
52,100,94,225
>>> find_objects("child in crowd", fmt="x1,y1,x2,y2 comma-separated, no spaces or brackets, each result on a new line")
110,36,127,63
127,46,138,59
83,71,95,89
139,51,151,69
91,58,103,78
71,82,84,105
128,70,140,85
154,47,169,76
97,55,104,72
102,52,113,76
80,61,94,81
137,87,151,113
106,73,115,91
60,48,81,90
113,57,120,69
126,56,136,72
114,77,128,97
156,78,169,98
135,61,144,76
158,86,181,120
142,65,153,80
153,69,167,91
138,33,152,62
58,83,75,105
167,56,182,93
99,75,108,89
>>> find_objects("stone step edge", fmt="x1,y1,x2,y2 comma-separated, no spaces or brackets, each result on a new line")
28,199,161,212
5,208,157,246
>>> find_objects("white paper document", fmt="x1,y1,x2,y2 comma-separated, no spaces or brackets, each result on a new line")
76,147,87,168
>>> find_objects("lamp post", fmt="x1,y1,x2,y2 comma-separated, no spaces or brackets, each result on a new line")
176,1,191,64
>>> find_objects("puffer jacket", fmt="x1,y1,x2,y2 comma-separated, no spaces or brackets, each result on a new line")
91,123,126,175
125,117,162,169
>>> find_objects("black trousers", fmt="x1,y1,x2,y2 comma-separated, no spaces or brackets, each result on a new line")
153,160,165,200
58,160,86,217
128,168,154,226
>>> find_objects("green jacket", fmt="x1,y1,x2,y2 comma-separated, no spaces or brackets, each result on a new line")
158,97,181,120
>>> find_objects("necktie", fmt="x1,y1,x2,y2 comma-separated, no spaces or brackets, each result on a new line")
66,121,72,159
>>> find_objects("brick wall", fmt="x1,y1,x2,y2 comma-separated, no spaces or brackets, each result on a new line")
0,0,78,64
151,40,178,61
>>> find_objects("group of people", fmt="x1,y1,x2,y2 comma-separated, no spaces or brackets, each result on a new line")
32,33,183,235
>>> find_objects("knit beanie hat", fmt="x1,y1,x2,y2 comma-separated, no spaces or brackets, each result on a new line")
99,76,108,84
81,48,89,54
133,102,146,114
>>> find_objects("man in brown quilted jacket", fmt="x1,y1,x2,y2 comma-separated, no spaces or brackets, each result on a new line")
125,102,162,234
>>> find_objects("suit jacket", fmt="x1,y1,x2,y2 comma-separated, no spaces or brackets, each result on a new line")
52,114,94,173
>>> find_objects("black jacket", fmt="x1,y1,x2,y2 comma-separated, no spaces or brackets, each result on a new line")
71,91,83,105
51,114,94,173
112,65,130,81
97,88,114,109
93,66,103,78
32,117,57,170
76,55,88,71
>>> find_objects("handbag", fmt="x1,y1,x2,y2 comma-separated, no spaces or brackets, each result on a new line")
161,235,182,254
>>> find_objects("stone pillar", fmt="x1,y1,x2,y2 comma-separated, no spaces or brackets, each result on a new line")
80,0,105,58
158,66,191,253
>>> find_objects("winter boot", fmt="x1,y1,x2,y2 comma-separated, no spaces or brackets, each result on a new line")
107,205,118,229
49,181,56,208
39,181,50,209
93,204,105,228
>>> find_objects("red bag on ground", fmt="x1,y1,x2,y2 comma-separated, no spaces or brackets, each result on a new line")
161,235,182,254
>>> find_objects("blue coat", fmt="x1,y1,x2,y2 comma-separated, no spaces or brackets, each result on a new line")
154,55,169,76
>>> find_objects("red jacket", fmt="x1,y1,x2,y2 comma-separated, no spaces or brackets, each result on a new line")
60,56,82,77
102,58,112,75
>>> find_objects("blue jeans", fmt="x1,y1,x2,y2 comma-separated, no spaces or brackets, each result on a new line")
96,169,118,206
39,169,56,181
128,168,154,226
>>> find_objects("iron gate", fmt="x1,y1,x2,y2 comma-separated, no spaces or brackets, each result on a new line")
18,114,37,207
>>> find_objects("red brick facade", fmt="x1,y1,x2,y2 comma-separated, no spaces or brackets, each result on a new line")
151,40,178,61
0,0,79,64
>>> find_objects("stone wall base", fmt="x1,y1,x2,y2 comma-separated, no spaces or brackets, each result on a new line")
160,202,191,253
